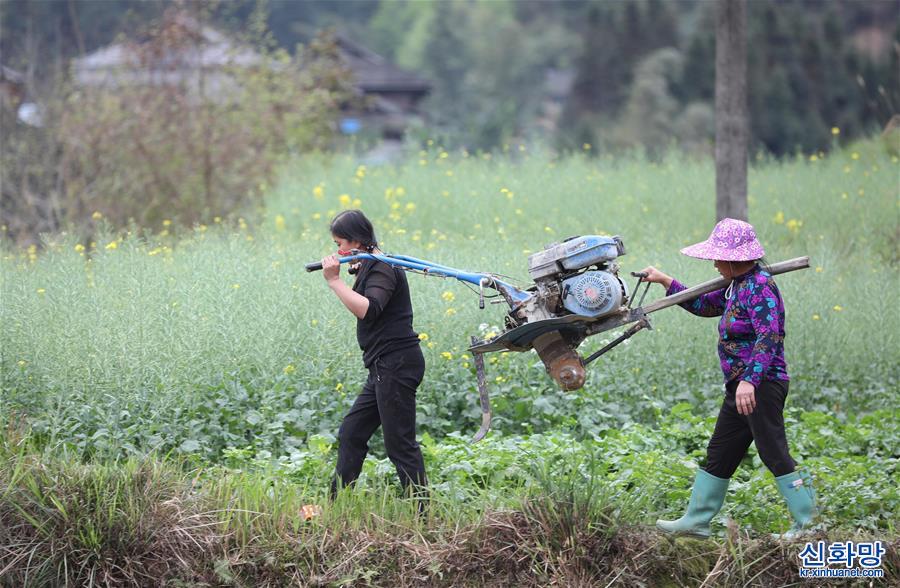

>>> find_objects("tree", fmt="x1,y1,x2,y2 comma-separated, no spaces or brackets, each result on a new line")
715,0,748,222
613,48,684,158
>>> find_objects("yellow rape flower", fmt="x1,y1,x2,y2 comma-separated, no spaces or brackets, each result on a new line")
773,211,785,224
74,244,85,252
442,291,455,302
91,211,103,220
441,352,453,360
36,288,45,294
418,333,429,341
335,382,343,391
813,314,820,320
445,308,457,316
833,305,843,312
405,202,416,212
284,364,295,375
313,185,324,199
105,241,118,250
338,194,351,207
274,215,286,231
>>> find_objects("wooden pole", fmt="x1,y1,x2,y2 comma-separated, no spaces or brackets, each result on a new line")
642,256,809,314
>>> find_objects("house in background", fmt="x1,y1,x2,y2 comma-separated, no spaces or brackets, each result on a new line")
333,34,430,141
71,14,264,100
71,13,430,150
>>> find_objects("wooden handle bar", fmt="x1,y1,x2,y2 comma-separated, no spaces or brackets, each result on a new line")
641,256,810,315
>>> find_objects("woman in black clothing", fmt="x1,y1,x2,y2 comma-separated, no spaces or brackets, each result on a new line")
320,210,428,499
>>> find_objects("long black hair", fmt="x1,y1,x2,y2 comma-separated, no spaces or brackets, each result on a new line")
330,210,377,252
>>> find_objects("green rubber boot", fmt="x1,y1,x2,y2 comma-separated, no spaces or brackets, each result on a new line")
774,468,816,539
656,469,729,538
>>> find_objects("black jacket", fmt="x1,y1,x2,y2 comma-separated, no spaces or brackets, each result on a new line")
352,258,420,367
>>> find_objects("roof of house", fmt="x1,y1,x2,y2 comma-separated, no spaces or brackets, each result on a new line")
71,14,430,98
1,64,25,84
334,34,430,94
73,13,264,78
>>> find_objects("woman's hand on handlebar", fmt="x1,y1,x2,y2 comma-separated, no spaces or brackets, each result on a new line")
637,266,674,289
322,255,341,282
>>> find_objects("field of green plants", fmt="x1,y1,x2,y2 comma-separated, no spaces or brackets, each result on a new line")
2,141,898,586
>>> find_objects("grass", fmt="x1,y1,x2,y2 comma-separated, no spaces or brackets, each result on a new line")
1,140,898,585
2,142,896,458
1,435,897,586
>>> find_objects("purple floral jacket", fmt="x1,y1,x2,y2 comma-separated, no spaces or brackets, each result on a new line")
666,265,790,387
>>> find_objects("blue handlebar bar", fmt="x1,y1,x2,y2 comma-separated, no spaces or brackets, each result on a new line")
306,252,531,306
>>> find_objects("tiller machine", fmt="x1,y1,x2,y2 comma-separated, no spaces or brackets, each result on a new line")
307,236,809,442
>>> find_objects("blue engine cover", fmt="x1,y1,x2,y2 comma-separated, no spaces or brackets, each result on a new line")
562,271,626,317
559,236,620,271
528,235,623,281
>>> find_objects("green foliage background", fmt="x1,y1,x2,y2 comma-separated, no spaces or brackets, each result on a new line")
2,0,897,154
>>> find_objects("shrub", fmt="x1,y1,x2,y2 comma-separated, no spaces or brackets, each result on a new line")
57,10,355,232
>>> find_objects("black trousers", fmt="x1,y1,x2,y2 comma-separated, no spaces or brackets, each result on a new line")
331,345,427,498
704,378,797,479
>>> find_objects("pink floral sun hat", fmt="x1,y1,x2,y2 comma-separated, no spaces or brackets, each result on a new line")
680,218,765,261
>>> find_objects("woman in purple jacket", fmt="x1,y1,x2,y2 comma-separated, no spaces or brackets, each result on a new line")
639,218,816,539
